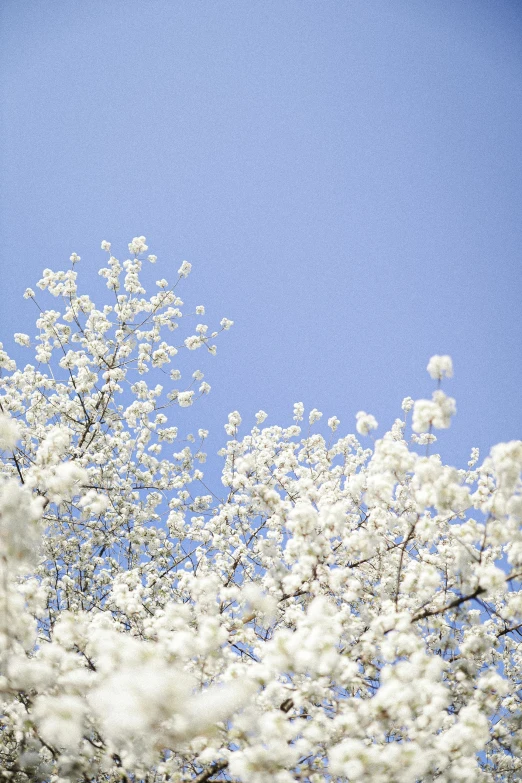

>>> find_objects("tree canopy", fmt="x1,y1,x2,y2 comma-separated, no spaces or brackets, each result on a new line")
1,239,521,782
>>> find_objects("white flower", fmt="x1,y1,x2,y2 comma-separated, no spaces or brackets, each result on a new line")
293,402,304,422
427,354,453,381
33,694,87,750
224,410,241,435
220,317,234,330
185,335,202,350
88,662,192,747
256,410,268,425
46,462,88,501
401,396,414,413
78,489,109,515
412,390,456,433
477,563,507,594
101,240,111,252
178,260,192,277
69,252,81,263
0,413,20,450
14,333,30,347
309,408,322,425
177,391,194,407
355,411,378,436
128,236,148,255
0,479,42,563
490,440,522,496
468,447,480,468
196,305,205,315
327,416,340,431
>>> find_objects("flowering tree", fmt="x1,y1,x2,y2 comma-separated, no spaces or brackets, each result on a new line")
0,238,521,783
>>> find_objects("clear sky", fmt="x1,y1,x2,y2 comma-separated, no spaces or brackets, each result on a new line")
1,0,521,468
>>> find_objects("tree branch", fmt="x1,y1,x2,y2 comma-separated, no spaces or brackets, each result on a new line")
190,760,228,783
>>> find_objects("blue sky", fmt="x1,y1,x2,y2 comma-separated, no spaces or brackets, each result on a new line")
1,0,521,468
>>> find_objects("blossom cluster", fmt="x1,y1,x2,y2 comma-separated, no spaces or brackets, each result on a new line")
0,239,521,783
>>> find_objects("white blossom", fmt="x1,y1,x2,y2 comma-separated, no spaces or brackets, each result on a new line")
293,401,304,422
427,354,454,380
0,238,519,783
178,260,192,277
33,695,87,750
308,408,322,425
128,236,148,255
14,332,30,347
0,413,20,450
412,390,456,432
401,395,414,412
355,410,378,435
177,390,194,407
327,415,340,431
185,335,203,350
